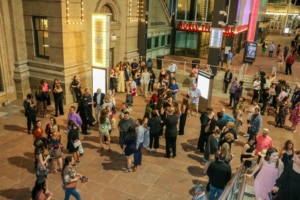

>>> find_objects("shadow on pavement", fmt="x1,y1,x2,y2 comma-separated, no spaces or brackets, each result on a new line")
181,142,197,152
0,188,31,200
7,156,35,173
187,165,203,177
3,124,27,132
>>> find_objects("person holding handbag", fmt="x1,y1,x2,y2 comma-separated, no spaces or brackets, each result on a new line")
67,120,80,164
99,109,111,151
48,124,63,173
62,156,83,200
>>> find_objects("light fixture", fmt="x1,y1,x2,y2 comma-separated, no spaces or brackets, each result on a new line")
111,32,117,41
66,0,84,24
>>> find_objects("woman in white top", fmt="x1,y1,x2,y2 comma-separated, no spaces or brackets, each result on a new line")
140,68,151,98
251,77,261,104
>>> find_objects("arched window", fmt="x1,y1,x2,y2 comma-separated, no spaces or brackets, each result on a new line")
100,5,115,22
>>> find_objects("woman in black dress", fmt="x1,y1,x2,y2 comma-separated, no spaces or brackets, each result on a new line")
273,150,300,200
71,76,82,103
67,120,80,163
53,81,64,117
122,126,136,172
240,135,256,168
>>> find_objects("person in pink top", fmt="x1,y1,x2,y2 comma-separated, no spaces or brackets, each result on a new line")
246,147,284,200
255,128,273,155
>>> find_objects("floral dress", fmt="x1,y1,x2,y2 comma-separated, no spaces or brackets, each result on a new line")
275,101,289,126
289,103,300,125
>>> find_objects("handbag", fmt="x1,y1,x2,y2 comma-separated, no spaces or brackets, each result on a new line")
50,148,62,158
36,168,48,181
268,191,278,200
73,140,81,148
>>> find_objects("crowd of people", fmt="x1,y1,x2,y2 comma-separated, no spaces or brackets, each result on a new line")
22,51,300,199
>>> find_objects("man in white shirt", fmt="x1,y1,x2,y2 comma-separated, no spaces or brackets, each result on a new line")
168,62,177,74
251,77,261,104
188,83,201,116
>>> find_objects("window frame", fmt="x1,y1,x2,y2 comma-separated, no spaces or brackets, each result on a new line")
33,16,49,59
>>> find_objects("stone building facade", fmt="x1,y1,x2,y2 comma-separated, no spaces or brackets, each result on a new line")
0,0,139,106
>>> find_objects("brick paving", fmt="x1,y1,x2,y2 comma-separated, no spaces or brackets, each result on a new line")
0,35,300,200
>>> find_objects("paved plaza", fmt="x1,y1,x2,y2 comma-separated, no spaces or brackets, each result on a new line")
0,35,300,200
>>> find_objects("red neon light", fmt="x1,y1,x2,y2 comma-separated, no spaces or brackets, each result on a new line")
247,0,260,41
177,22,238,37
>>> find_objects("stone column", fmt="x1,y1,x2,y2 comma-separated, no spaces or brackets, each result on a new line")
9,0,31,99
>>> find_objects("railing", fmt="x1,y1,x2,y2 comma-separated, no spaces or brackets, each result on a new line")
139,55,248,78
218,164,248,200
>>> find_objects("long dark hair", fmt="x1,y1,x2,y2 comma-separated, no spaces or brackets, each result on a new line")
62,156,73,178
31,179,46,199
126,126,136,141
265,147,279,168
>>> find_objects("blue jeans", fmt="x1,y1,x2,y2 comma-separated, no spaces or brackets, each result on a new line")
209,184,223,200
134,143,143,167
64,187,81,200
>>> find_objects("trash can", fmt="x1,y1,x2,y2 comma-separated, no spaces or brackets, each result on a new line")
192,60,200,69
156,56,164,69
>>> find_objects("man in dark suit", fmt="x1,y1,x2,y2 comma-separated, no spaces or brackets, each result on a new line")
223,69,232,93
93,88,105,123
163,107,178,158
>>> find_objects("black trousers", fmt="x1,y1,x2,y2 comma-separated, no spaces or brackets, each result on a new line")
252,89,259,103
149,133,159,149
54,97,64,115
165,136,177,157
285,64,292,75
179,111,188,135
27,112,36,132
223,82,230,93
197,126,206,152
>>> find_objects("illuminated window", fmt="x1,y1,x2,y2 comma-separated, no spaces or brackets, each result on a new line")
33,16,49,59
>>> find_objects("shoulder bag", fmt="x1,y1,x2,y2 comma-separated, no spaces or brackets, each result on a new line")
73,140,81,148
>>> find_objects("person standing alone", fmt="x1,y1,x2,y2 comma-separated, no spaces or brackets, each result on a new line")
285,53,295,75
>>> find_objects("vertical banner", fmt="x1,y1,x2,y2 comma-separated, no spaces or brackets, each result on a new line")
92,14,110,92
92,14,110,68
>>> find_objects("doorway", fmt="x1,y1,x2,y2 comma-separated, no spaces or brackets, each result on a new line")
109,48,114,69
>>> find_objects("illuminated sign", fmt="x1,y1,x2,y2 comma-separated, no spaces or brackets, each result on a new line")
92,14,109,68
209,28,223,48
177,22,247,37
244,42,257,63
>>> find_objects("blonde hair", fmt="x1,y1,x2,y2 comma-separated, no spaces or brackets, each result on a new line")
220,143,231,160
167,107,175,114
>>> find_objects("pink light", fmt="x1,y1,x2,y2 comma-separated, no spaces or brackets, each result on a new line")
247,0,260,42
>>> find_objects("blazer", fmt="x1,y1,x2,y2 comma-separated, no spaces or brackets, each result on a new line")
224,72,232,83
164,114,178,137
93,92,105,107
